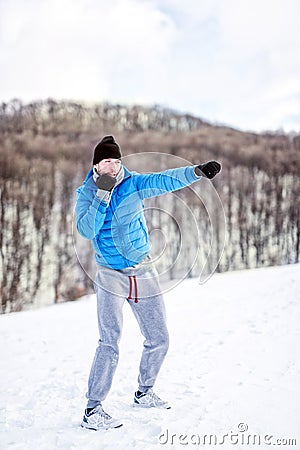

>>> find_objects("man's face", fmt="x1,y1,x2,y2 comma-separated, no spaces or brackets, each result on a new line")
95,158,121,178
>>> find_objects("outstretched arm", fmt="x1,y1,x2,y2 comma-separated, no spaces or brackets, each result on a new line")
135,162,221,199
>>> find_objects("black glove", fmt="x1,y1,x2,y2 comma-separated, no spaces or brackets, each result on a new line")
95,173,117,191
195,161,221,179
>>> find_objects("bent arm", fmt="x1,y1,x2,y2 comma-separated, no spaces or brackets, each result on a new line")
135,166,201,199
75,188,109,240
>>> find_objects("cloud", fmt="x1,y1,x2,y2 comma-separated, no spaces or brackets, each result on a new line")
0,0,175,101
162,0,300,131
0,0,299,131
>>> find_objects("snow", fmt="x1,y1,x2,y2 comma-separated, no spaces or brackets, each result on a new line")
1,264,300,449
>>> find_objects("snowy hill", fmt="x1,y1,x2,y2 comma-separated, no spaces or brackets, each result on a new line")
1,264,299,449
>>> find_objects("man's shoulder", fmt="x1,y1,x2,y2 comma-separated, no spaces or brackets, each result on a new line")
121,166,143,189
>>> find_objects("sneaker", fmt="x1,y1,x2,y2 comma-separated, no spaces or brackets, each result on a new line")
81,405,123,430
133,389,171,409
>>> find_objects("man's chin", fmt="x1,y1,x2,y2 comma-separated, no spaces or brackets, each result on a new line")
102,172,116,178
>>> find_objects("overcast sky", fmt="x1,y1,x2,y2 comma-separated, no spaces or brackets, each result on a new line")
1,0,299,132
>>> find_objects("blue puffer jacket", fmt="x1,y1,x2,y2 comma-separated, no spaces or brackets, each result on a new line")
75,165,201,269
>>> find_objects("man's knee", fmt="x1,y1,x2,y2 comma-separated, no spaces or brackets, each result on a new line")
157,329,169,354
97,338,119,355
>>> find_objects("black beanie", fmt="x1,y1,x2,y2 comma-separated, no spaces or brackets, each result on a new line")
92,135,122,165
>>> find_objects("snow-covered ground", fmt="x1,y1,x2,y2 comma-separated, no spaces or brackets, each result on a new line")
1,264,299,450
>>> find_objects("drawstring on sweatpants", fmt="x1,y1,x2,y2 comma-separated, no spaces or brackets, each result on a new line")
127,275,138,303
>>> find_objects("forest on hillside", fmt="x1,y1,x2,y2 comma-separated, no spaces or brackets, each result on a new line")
0,99,299,313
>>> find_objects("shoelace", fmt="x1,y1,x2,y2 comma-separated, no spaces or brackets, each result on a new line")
138,389,163,404
147,389,162,402
89,406,112,424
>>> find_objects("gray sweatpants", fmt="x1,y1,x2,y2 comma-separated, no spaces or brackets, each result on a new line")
86,259,169,408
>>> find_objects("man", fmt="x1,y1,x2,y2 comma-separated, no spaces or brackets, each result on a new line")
75,135,221,430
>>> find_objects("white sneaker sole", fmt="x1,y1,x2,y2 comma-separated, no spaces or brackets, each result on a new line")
81,420,123,430
133,401,171,409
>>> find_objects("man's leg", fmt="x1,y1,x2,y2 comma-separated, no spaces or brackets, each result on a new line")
128,289,169,393
86,272,125,408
